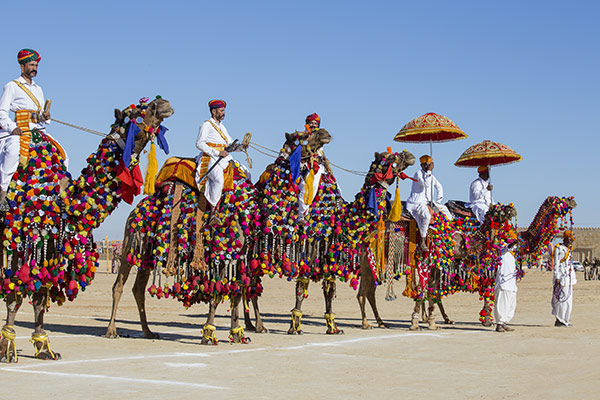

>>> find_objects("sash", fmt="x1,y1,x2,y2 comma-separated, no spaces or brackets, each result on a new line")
208,120,229,143
12,80,42,111
12,80,42,166
197,142,226,186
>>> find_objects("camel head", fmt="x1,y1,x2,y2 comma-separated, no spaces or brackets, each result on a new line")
485,203,518,226
111,97,174,161
283,128,332,161
364,150,416,189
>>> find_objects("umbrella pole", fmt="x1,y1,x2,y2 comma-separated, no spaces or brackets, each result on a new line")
430,140,434,207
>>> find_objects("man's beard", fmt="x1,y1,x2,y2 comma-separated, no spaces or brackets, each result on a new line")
26,70,37,78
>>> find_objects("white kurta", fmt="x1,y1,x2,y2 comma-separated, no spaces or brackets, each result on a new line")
467,177,493,224
551,244,577,325
0,76,61,191
195,118,233,206
494,249,518,324
406,169,452,238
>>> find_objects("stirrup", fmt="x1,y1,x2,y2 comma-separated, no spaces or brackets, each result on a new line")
324,313,343,334
201,324,218,345
288,309,303,334
31,332,60,360
1,325,17,363
229,326,250,344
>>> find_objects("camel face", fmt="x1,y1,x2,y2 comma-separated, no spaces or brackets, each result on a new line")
283,128,332,161
365,150,416,187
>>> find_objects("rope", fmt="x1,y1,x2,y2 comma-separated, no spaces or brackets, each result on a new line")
1,325,17,363
31,332,58,360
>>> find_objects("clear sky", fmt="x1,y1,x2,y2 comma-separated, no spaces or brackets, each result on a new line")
2,0,598,240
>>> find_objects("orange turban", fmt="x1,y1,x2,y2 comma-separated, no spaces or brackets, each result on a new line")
563,230,575,241
419,155,432,164
477,165,489,173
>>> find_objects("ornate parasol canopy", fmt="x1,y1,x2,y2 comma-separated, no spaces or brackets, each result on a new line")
454,140,522,168
394,112,468,143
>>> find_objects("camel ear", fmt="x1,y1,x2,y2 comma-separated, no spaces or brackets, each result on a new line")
285,132,293,142
114,108,123,121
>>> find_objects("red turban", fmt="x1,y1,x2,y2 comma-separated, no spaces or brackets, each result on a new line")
18,49,41,65
208,99,226,109
305,113,320,126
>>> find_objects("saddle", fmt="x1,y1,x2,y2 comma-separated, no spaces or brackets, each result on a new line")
155,157,199,191
445,200,475,219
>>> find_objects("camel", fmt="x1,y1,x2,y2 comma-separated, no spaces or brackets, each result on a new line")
106,150,260,344
356,202,518,331
249,127,416,334
0,97,173,362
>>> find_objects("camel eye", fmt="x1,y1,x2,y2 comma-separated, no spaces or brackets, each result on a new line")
295,139,300,145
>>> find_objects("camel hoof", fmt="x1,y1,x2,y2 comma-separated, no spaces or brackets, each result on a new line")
105,330,119,339
409,325,421,331
36,351,62,360
0,353,17,363
287,328,303,335
245,324,257,332
200,338,219,346
377,321,389,329
143,331,160,339
361,323,373,330
326,328,344,335
481,321,492,327
255,325,269,334
444,319,455,325
427,324,439,331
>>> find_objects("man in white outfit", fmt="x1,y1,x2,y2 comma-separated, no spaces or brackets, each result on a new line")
406,155,452,252
195,99,235,208
0,49,54,210
552,230,577,327
467,165,493,224
494,239,518,332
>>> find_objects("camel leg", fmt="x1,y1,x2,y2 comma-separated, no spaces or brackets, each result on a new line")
323,279,343,334
437,298,454,324
31,289,61,360
288,278,308,335
1,292,23,363
357,277,372,330
131,268,158,339
249,297,269,333
409,301,421,331
229,293,250,344
106,257,133,338
243,303,255,331
201,300,219,345
481,298,492,327
427,297,439,331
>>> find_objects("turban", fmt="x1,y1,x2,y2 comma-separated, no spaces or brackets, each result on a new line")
208,99,226,109
419,155,432,164
305,113,320,126
477,165,489,173
18,49,41,65
563,230,575,241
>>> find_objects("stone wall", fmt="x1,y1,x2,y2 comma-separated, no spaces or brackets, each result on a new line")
571,227,600,262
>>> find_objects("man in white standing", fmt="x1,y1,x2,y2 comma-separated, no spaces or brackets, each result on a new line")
494,237,518,332
467,165,493,224
552,230,577,327
0,49,51,211
406,155,452,252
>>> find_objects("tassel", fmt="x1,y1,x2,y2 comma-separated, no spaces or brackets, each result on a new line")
303,168,315,206
389,177,402,222
143,141,158,195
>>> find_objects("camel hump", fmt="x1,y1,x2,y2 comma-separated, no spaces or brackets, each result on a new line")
156,156,199,190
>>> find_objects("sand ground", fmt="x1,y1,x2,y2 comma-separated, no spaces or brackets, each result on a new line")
1,264,599,399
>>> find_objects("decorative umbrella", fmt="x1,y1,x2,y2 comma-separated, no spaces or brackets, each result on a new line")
455,139,522,201
394,112,468,155
394,112,468,204
454,140,522,168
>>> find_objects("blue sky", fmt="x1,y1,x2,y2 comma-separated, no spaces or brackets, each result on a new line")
2,0,598,239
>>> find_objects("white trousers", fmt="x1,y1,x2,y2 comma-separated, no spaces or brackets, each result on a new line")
407,201,452,238
493,287,517,324
552,284,574,325
0,135,20,191
469,203,489,224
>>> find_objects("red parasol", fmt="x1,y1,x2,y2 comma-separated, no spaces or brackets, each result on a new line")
454,140,522,168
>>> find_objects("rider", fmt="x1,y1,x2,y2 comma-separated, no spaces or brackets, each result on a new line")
406,155,452,252
195,99,239,208
0,49,54,210
467,165,493,224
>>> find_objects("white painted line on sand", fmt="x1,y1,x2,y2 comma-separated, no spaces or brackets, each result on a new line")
164,362,207,368
0,368,225,390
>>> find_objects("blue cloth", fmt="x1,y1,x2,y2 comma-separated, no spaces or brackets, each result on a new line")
289,145,301,182
367,187,379,217
123,122,140,168
156,125,169,154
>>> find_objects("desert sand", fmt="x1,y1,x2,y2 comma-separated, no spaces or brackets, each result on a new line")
1,264,599,399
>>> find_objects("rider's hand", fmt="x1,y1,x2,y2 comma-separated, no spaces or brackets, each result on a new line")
488,184,493,191
41,111,51,121
11,127,22,136
218,150,229,158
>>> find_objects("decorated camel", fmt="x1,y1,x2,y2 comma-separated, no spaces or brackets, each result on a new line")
248,126,416,334
0,97,173,362
356,201,518,330
106,142,260,344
